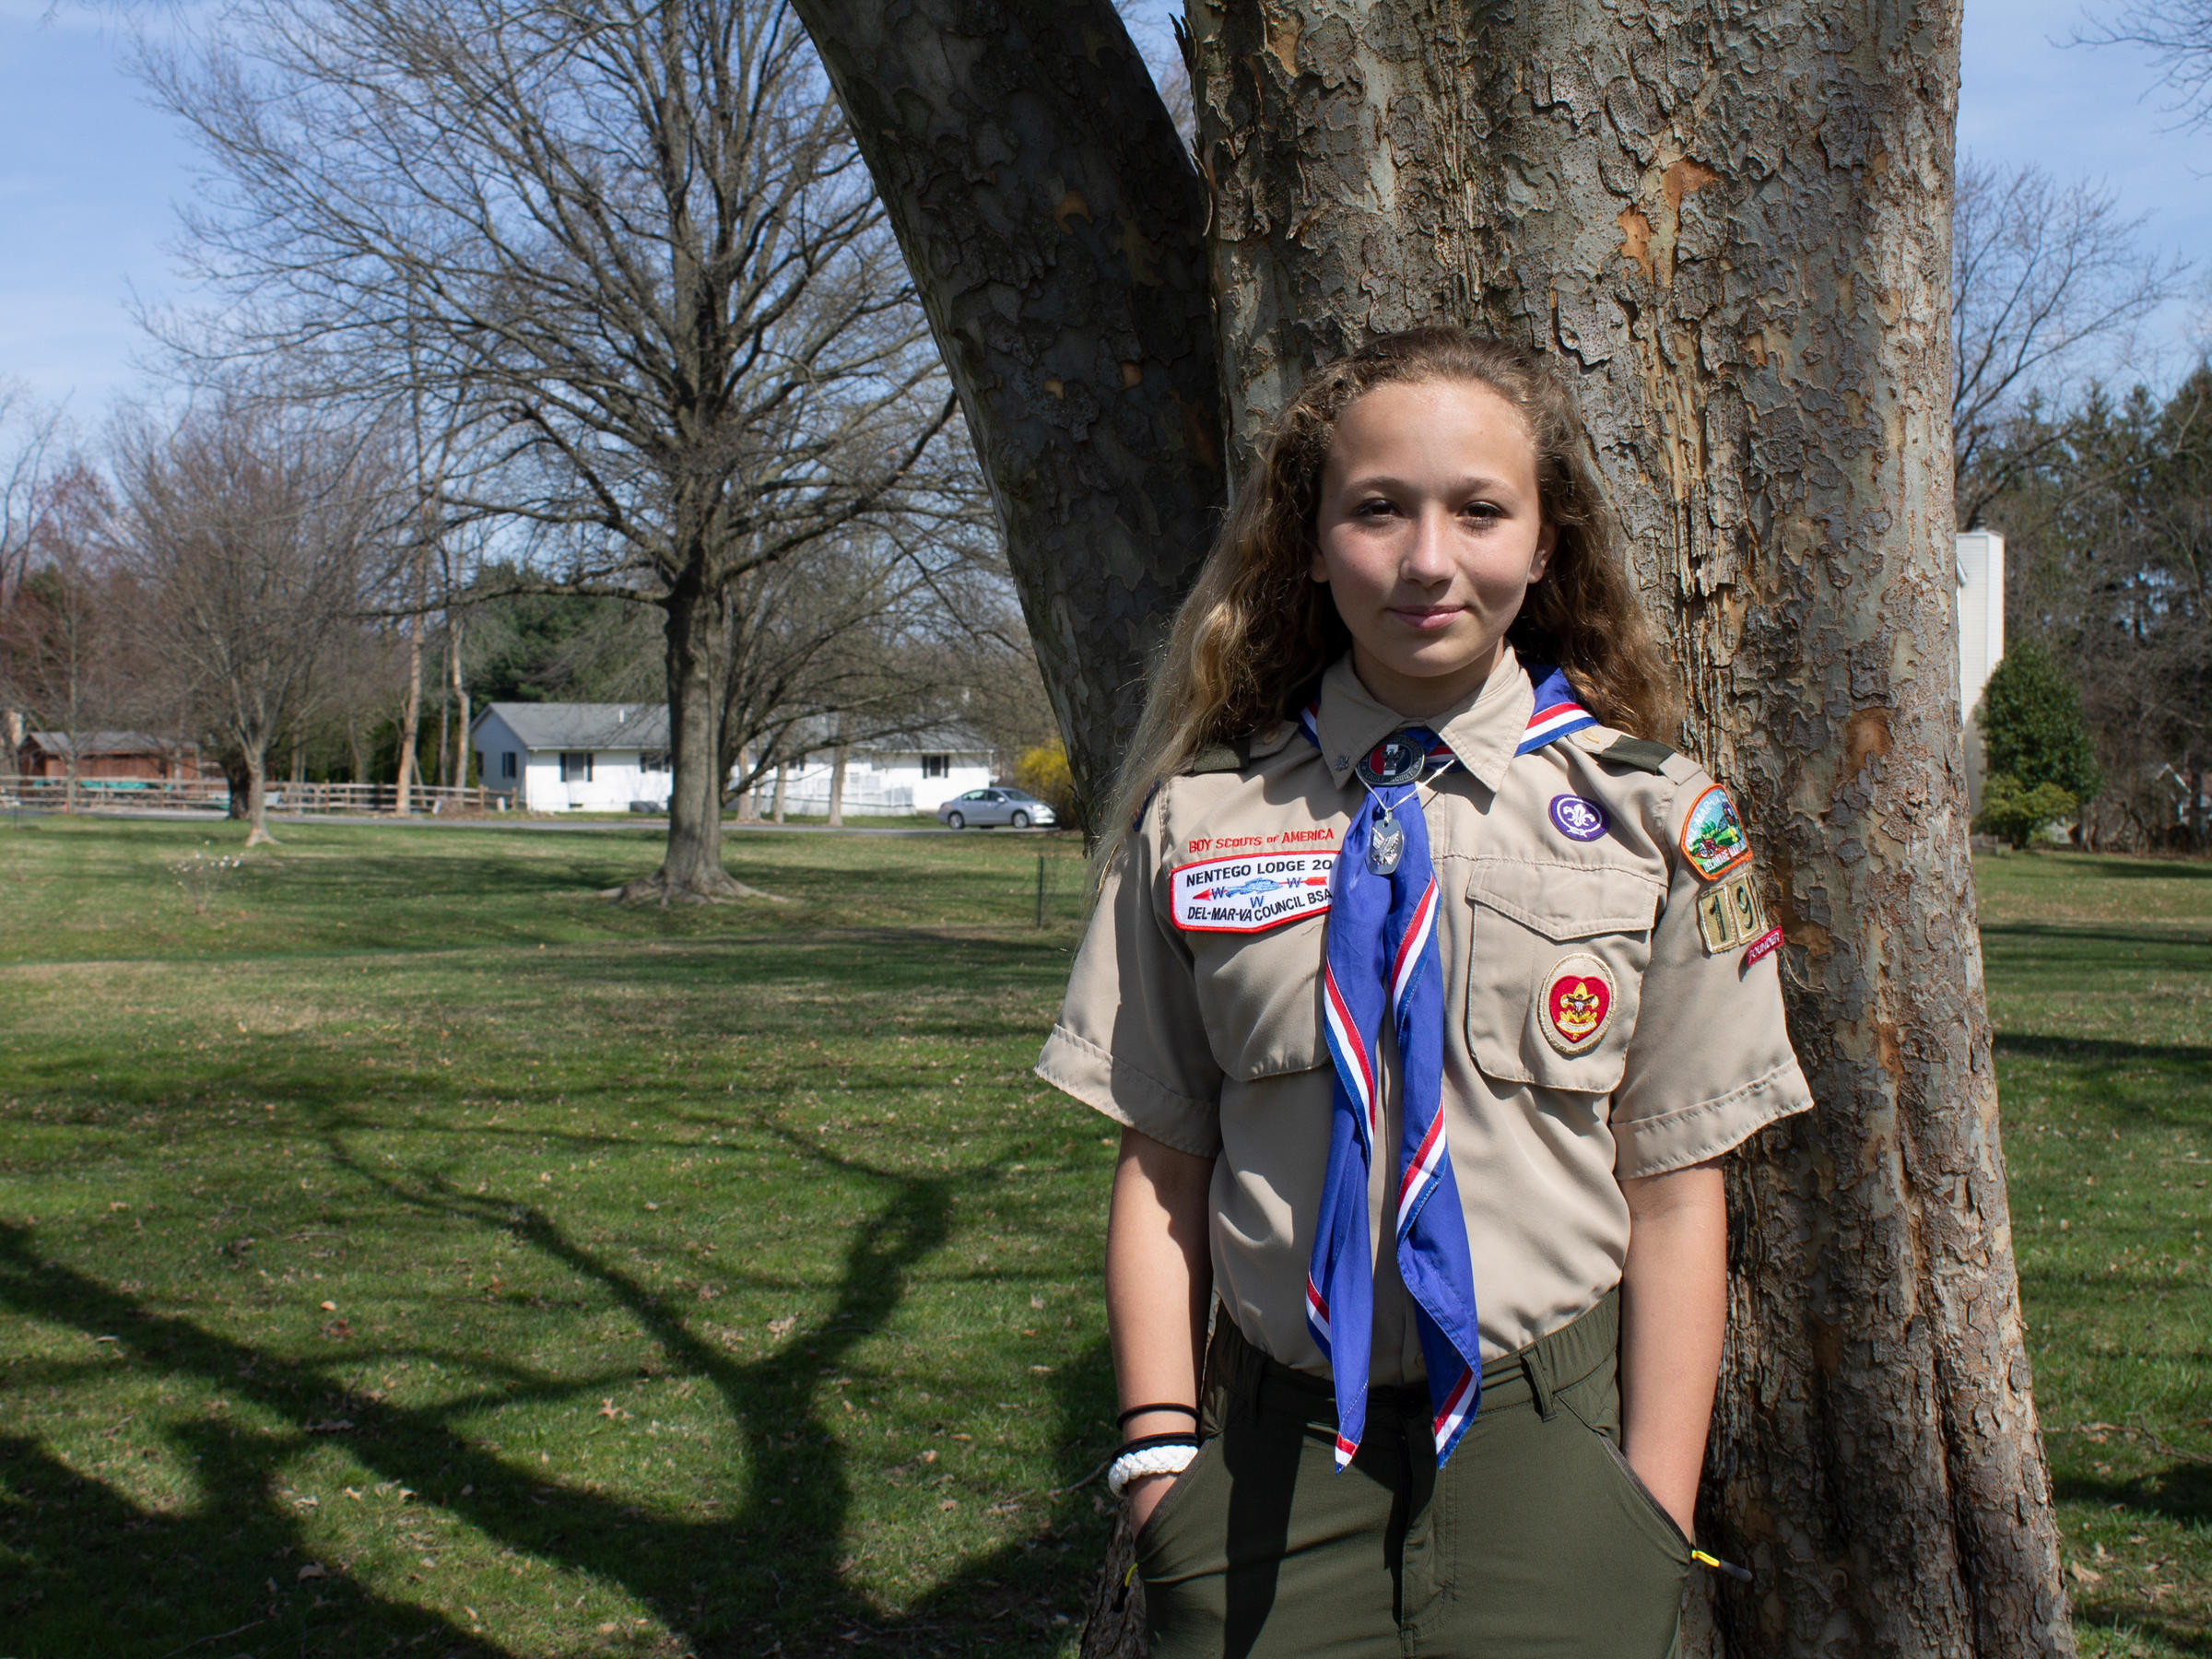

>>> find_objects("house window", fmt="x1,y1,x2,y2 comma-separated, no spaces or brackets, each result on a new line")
641,749,669,772
922,754,949,779
500,751,517,780
560,751,594,782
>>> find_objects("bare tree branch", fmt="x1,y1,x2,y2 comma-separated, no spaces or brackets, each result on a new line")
1952,154,2186,527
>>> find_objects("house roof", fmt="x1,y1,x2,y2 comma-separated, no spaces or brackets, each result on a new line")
474,702,670,751
23,731,182,758
864,723,993,755
778,714,994,756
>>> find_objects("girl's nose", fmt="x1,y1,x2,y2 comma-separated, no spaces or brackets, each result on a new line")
1401,502,1455,584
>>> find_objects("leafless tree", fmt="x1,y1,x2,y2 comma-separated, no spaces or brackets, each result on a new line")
143,0,958,899
0,460,133,806
0,388,69,760
1952,155,2184,527
2077,1,2212,124
111,393,398,845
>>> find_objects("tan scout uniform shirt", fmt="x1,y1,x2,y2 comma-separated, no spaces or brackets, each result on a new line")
1037,648,1815,1382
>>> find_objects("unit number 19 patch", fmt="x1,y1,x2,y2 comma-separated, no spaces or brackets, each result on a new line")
1695,868,1772,956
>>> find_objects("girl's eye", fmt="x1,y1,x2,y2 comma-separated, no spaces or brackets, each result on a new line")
1461,500,1502,522
1355,497,1397,518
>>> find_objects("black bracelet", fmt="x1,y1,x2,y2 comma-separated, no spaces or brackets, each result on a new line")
1117,1402,1201,1429
1118,1431,1202,1456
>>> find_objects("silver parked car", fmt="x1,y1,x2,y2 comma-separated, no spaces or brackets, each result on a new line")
937,786,1056,830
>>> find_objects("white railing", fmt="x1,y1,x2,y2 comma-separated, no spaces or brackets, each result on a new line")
0,776,504,816
774,782,917,816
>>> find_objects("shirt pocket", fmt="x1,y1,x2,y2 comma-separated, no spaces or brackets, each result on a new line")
1465,858,1665,1094
1187,913,1330,1081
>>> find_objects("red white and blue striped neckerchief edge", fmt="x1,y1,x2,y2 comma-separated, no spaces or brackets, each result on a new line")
1295,663,1596,761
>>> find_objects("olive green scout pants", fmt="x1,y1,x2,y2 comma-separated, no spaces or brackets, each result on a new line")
1135,1292,1690,1659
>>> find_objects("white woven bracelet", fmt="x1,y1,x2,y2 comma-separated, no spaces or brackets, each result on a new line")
1108,1442,1198,1499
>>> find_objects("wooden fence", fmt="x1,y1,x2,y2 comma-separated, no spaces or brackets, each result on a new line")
0,776,507,816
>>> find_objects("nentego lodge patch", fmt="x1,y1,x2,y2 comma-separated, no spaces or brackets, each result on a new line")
1171,853,1334,934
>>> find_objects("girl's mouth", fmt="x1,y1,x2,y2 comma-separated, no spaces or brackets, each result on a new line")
1389,606,1464,632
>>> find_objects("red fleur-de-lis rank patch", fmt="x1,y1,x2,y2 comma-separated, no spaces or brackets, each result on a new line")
1539,955,1618,1056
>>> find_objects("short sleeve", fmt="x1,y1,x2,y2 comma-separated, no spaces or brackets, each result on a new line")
1609,771,1814,1179
1034,794,1225,1158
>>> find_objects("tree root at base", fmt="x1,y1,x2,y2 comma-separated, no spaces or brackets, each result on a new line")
602,871,788,906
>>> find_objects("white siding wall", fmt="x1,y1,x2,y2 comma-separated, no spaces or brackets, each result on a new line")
1957,529,2006,815
524,750,670,812
1958,530,2005,722
778,752,994,816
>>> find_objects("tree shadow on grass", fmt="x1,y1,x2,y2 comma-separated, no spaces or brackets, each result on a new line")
0,1117,1120,1658
1994,1031,2212,1073
2049,1465,2212,1658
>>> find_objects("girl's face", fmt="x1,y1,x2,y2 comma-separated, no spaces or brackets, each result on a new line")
1312,378,1556,718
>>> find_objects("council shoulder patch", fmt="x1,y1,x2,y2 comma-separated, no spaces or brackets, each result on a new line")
1694,868,1770,955
1171,851,1334,934
1679,783,1753,880
1538,954,1617,1055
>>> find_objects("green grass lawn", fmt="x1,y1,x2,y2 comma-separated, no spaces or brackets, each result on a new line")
0,825,2203,1657
0,818,1105,1658
1975,853,2212,1658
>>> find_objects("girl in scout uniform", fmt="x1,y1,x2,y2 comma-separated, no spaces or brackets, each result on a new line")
1036,328,1813,1657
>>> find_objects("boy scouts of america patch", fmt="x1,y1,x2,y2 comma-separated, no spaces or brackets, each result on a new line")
1679,784,1753,880
1171,852,1333,934
1538,955,1617,1055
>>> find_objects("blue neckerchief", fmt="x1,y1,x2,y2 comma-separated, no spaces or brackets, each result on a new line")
1295,663,1592,1469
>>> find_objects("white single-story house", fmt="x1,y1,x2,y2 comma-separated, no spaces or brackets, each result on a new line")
472,703,677,812
772,723,996,817
472,703,999,817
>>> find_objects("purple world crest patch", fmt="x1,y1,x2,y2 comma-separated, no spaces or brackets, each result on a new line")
1548,794,1611,842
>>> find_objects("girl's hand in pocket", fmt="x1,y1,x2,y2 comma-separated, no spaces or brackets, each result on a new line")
1125,1469,1177,1534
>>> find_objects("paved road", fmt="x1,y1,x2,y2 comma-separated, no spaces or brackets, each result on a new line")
4,806,1063,838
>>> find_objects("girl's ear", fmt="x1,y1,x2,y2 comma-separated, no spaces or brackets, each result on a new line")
1527,524,1559,583
1311,547,1333,585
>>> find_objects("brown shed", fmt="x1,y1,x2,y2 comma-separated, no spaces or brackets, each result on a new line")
15,731,206,782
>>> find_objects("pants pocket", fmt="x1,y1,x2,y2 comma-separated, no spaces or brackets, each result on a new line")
1134,1434,1222,1561
1591,1427,1695,1564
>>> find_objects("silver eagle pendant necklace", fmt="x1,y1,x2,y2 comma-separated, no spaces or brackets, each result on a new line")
1354,734,1427,877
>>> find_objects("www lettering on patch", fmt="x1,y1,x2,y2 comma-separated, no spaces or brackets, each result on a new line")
1170,852,1334,934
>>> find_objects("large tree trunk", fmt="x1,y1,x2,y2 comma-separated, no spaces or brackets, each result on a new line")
827,718,849,829
620,573,747,902
222,748,252,821
789,0,1224,831
241,742,276,848
1189,3,2067,1655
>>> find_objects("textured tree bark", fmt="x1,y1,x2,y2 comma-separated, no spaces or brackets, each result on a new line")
241,743,276,848
1188,3,2069,1656
790,0,1223,830
625,573,745,903
395,543,427,816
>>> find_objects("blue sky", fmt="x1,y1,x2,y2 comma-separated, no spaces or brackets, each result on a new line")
3,0,2207,416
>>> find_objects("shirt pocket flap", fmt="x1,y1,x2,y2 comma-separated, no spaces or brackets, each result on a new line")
1188,913,1331,1082
1465,861,1664,1091
1468,860,1665,941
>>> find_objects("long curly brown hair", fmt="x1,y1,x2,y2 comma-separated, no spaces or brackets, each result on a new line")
1103,328,1678,850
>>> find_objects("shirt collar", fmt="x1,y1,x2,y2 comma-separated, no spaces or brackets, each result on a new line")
1311,646,1534,794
